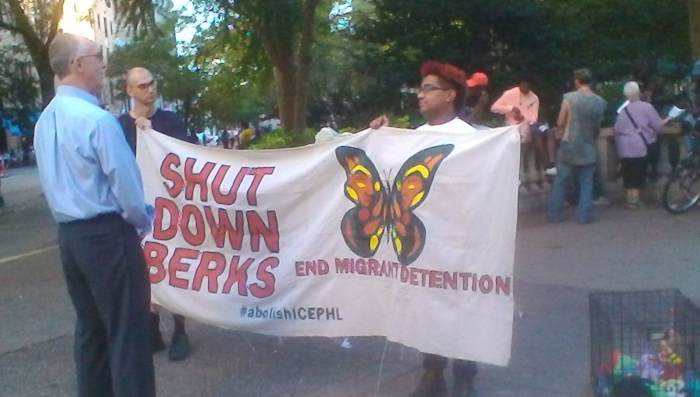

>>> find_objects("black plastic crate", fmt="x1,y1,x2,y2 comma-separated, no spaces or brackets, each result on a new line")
590,289,700,397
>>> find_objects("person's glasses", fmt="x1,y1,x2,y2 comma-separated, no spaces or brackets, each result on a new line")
418,84,450,93
135,80,157,90
73,51,104,63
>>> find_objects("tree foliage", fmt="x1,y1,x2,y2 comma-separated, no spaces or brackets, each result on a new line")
350,0,691,122
0,0,155,108
0,43,40,150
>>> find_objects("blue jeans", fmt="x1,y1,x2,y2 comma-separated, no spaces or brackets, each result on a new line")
548,162,596,223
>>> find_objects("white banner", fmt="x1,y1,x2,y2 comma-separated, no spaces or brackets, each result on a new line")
137,126,520,366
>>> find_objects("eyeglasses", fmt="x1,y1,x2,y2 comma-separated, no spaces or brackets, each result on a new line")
418,84,450,93
73,51,104,63
134,80,157,90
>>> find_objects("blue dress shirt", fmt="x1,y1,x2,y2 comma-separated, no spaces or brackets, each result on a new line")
34,85,153,237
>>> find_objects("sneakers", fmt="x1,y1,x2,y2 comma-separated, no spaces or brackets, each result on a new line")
168,332,191,361
409,370,448,397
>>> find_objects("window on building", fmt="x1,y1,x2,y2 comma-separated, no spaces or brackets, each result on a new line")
104,17,108,37
105,0,111,8
110,22,114,37
97,14,101,30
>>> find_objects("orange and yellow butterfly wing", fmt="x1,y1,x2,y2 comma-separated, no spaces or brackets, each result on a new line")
389,144,454,266
335,146,388,257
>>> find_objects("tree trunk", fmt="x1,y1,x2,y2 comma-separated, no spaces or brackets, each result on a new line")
291,0,321,133
273,63,297,132
36,58,55,108
691,0,700,58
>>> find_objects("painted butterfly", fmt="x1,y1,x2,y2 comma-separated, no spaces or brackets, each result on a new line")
335,144,454,266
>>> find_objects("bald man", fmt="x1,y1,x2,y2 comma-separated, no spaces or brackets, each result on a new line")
34,33,155,397
118,67,196,153
118,67,193,362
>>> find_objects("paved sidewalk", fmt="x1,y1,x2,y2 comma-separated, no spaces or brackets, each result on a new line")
0,166,44,212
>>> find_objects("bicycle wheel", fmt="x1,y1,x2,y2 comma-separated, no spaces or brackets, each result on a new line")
663,162,700,214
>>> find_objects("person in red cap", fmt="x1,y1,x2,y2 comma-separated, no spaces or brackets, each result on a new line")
463,72,490,125
371,60,530,397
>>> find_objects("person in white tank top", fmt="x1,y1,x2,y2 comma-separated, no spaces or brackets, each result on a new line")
370,61,530,397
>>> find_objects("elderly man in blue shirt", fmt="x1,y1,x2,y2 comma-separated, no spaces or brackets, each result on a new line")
34,33,155,397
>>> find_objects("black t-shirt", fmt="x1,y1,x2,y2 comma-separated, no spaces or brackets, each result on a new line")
117,109,196,154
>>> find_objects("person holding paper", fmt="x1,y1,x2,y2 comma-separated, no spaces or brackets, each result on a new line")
490,74,539,127
118,67,195,362
371,60,530,397
614,82,673,209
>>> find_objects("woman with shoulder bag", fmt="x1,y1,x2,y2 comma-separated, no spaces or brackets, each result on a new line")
614,82,673,209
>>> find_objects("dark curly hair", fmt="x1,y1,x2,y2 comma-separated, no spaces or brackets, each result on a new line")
420,60,468,110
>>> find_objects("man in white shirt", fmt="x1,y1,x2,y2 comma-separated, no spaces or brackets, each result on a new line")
371,61,529,397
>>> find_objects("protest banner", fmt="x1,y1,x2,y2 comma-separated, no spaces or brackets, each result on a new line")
137,126,519,365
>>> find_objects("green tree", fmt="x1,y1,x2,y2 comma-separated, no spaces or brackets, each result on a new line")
107,15,208,127
0,0,154,107
0,43,40,151
692,0,700,59
191,0,333,133
352,0,691,121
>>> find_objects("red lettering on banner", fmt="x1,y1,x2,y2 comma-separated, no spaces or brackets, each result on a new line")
153,197,178,241
295,260,330,276
203,207,244,250
211,166,249,205
250,256,279,298
168,248,198,289
479,275,494,294
368,259,379,276
246,210,279,252
184,158,215,202
222,256,254,296
143,242,168,283
246,167,275,205
192,252,226,293
443,271,458,289
400,266,409,282
160,153,184,198
496,276,511,295
409,268,419,286
181,204,205,246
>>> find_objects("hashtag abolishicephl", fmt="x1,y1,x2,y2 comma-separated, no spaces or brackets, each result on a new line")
240,306,343,321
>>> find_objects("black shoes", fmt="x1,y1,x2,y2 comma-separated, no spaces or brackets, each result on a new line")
151,313,191,360
167,331,191,361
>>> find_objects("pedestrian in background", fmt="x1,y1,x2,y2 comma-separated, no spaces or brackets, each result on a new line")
462,72,490,125
34,33,155,397
614,81,673,209
548,69,606,224
491,74,539,127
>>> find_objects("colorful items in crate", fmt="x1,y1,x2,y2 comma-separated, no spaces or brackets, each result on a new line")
596,330,699,397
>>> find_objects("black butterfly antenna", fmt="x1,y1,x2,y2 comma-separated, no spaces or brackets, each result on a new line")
382,168,393,191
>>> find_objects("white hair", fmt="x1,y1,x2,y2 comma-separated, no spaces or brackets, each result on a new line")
623,81,641,100
49,33,94,78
